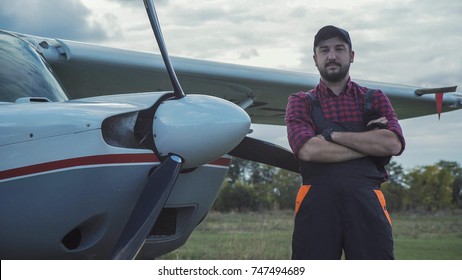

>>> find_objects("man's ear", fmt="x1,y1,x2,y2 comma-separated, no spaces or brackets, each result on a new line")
313,54,318,67
350,50,355,63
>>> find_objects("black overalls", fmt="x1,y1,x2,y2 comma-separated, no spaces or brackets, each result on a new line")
291,90,394,260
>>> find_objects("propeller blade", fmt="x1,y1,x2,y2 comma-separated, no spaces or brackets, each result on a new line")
143,0,185,99
229,136,300,173
111,154,183,260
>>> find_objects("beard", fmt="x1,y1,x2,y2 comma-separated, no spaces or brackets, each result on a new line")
318,62,350,83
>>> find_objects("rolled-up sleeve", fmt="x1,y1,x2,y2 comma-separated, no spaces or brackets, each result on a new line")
373,91,406,155
285,92,316,157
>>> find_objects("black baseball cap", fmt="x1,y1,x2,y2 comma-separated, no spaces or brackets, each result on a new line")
313,25,352,51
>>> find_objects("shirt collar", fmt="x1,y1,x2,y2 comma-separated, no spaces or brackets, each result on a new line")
317,78,353,97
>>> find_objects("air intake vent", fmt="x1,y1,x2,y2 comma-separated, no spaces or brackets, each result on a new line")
15,97,51,103
62,228,82,250
150,208,177,236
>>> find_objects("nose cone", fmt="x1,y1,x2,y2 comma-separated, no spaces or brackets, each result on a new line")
153,95,251,168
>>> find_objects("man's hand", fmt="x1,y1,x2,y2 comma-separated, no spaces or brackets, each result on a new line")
366,116,388,130
331,119,402,156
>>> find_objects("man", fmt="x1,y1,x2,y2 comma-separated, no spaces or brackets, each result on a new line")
285,25,405,259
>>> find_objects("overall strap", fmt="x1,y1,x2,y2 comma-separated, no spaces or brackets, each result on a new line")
363,88,384,127
306,92,325,134
364,89,377,112
306,92,320,108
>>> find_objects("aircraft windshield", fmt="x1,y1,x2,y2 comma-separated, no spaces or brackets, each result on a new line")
0,31,68,102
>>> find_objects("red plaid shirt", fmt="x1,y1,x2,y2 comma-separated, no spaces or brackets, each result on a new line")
285,79,405,157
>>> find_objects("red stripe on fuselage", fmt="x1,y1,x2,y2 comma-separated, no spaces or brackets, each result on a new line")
0,154,232,180
209,157,232,167
0,154,159,180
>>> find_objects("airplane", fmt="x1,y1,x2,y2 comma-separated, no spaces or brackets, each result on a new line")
1,0,461,259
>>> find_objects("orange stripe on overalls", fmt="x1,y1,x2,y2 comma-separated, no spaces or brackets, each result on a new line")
295,185,311,215
373,189,392,225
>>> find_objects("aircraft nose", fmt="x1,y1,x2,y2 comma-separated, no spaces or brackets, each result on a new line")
153,94,251,168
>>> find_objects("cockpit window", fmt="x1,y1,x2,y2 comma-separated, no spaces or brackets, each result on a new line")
0,31,68,102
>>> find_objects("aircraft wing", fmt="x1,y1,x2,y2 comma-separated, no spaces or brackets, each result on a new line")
19,33,462,125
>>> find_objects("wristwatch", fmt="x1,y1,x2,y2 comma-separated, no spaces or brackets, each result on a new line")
322,127,334,142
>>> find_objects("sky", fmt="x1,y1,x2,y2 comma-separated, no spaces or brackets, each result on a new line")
0,0,461,170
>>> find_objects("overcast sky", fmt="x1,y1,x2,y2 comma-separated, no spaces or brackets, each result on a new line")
1,0,461,169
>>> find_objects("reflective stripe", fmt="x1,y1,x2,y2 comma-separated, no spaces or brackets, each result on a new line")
295,185,311,215
373,189,392,225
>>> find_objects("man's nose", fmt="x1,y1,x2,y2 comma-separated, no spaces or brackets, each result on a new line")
327,49,337,60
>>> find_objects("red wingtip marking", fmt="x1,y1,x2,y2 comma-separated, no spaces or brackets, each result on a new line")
435,92,444,120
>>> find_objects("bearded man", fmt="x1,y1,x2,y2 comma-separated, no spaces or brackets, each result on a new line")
285,25,406,259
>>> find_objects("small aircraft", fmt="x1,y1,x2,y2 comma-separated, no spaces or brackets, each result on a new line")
1,0,461,259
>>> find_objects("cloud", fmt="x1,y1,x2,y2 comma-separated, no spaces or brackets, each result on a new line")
0,0,108,41
397,109,462,169
278,0,462,88
239,49,259,60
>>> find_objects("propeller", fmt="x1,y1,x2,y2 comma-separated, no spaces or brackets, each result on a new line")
111,155,182,259
143,0,184,99
111,0,186,260
229,136,300,173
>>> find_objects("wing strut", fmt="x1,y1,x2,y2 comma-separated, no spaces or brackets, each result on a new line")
229,136,300,173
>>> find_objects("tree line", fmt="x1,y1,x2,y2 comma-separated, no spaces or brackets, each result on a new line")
212,159,462,213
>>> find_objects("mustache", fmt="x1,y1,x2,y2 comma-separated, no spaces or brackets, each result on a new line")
326,61,341,67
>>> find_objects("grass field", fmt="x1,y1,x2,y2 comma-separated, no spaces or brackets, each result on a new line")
160,210,462,260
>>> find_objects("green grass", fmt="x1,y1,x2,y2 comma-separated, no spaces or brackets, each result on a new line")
392,211,462,259
160,210,462,260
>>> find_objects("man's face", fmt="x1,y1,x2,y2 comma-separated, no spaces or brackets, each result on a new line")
313,37,355,83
